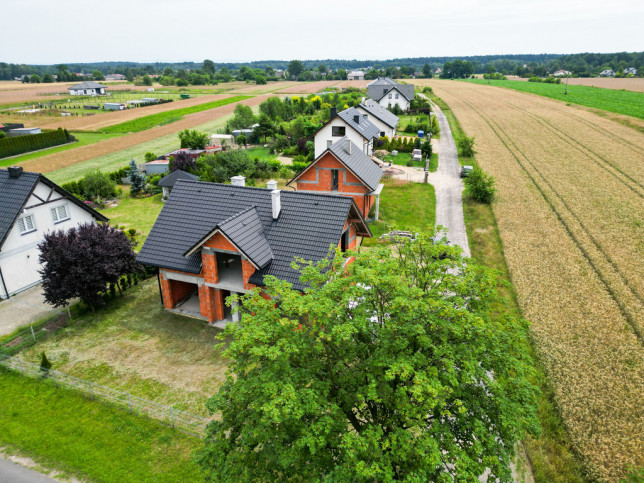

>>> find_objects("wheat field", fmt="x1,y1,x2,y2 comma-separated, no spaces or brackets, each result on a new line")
422,80,644,481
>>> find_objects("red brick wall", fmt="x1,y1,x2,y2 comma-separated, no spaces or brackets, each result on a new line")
204,233,237,251
198,285,225,322
159,272,196,308
202,252,218,284
242,259,257,291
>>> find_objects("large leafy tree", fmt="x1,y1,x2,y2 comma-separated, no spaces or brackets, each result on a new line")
178,129,209,149
198,232,540,481
287,59,304,79
38,223,139,311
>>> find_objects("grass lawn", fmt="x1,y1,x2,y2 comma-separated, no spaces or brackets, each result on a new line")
99,95,252,133
99,186,164,245
363,179,436,246
0,132,123,168
20,278,229,416
0,367,202,482
244,145,278,162
464,78,644,119
384,151,438,171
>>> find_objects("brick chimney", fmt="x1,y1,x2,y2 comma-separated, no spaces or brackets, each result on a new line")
8,166,23,178
271,190,281,219
267,179,277,190
230,175,245,187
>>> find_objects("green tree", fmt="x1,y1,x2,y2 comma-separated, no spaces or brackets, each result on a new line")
457,135,475,157
254,114,275,142
287,60,304,79
30,74,41,83
178,129,209,149
79,170,116,201
198,233,540,481
144,152,157,162
318,63,328,76
422,63,433,78
203,59,216,76
92,70,105,81
42,73,54,83
40,352,52,372
464,167,496,203
228,103,256,130
255,74,267,85
142,75,153,86
128,159,145,196
235,134,247,147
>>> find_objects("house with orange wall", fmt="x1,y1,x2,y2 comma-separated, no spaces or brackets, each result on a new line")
136,178,370,326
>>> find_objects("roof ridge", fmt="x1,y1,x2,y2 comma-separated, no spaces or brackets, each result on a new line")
217,205,258,227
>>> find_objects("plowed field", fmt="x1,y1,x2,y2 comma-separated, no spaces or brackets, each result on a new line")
426,80,644,481
18,96,267,174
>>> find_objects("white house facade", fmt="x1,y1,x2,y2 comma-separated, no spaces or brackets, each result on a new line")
0,167,108,299
374,86,411,111
356,99,399,139
313,107,380,158
68,81,108,96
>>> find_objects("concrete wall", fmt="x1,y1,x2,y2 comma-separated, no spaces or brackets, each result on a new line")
0,180,99,298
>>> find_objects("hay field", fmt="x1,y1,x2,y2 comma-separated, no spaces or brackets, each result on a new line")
566,77,644,92
18,95,268,174
426,80,644,481
0,81,151,105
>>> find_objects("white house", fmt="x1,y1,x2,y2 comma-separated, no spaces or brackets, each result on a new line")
366,77,415,111
0,167,108,299
68,81,108,96
553,70,572,77
624,67,637,76
347,70,365,81
313,107,380,158
599,69,615,77
356,99,399,139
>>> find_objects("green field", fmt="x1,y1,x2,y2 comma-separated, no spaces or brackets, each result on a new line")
99,95,252,133
464,79,644,119
363,179,436,245
0,367,202,482
0,132,123,167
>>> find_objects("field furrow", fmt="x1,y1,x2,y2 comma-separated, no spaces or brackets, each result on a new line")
430,80,644,481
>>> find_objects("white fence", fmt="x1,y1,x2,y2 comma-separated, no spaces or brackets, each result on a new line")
0,353,210,437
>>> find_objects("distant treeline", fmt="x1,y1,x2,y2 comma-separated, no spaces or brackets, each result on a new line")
1,52,642,81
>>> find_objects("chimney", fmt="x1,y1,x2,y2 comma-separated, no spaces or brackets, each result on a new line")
347,138,352,154
327,139,333,149
267,179,277,190
361,97,365,103
271,190,281,219
353,115,360,123
230,175,245,187
8,166,23,178
330,107,337,119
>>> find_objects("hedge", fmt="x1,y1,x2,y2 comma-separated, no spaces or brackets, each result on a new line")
0,129,70,159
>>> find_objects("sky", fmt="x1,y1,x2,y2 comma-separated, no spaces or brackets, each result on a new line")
2,0,644,64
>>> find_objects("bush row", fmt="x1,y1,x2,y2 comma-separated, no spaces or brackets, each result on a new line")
0,129,71,158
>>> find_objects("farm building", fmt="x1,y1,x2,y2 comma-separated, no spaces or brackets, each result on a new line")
157,169,198,200
312,107,380,158
0,167,108,298
599,69,615,77
367,77,415,111
553,70,571,77
136,178,370,325
103,102,125,111
105,74,126,81
8,127,41,137
348,70,365,81
356,99,399,139
144,159,170,175
68,81,108,96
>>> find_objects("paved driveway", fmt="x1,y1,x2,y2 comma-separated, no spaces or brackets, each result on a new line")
0,456,57,483
0,285,60,336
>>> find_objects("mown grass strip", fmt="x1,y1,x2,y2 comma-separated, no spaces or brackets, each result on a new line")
0,366,202,483
463,79,644,120
99,95,252,133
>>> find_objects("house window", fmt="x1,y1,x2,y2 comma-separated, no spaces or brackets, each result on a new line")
380,131,385,138
388,93,392,99
17,214,36,235
395,93,399,99
51,204,69,224
331,169,339,191
332,126,345,137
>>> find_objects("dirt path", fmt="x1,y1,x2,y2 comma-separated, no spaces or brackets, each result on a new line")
19,96,268,174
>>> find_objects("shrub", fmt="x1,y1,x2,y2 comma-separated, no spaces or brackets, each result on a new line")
236,134,247,146
80,170,117,200
127,228,137,237
144,152,157,162
457,136,475,157
268,160,282,172
292,161,308,173
464,167,496,204
169,151,196,173
178,129,209,149
40,352,52,372
0,129,68,158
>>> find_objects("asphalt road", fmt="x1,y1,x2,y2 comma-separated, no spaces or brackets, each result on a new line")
432,105,471,257
0,457,57,483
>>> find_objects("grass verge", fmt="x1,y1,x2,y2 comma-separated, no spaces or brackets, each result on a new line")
99,95,252,133
435,93,587,481
0,366,202,483
464,78,644,120
362,179,436,246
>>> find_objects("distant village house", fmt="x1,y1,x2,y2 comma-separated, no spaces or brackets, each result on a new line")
68,81,108,96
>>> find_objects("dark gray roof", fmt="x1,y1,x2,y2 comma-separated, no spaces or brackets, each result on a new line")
0,168,108,248
336,107,380,141
68,81,107,90
327,137,383,191
367,78,415,103
136,181,367,290
157,169,198,188
358,99,400,129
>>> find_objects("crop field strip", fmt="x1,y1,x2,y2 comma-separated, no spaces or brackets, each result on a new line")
430,80,644,481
